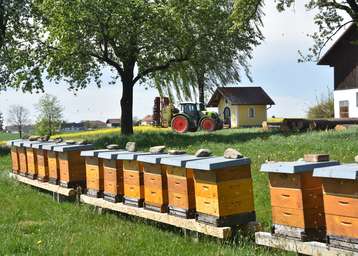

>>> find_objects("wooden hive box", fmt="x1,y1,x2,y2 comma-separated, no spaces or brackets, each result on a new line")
22,140,45,180
32,141,55,182
13,140,28,176
7,140,22,174
97,150,127,203
120,152,154,207
186,157,256,227
260,157,340,241
160,155,212,218
81,149,118,198
42,142,68,185
137,153,182,213
314,164,358,251
53,144,94,188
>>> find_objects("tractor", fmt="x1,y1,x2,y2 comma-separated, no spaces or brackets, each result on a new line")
170,102,223,133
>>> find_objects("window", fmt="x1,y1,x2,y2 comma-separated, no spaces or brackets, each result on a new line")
248,107,256,118
339,100,349,118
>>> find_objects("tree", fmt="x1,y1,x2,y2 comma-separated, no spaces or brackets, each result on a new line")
153,1,263,106
0,1,44,90
35,94,63,136
307,90,334,119
28,0,263,135
7,105,31,138
274,0,358,61
0,112,3,131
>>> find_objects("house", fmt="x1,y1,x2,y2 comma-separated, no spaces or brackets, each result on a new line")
106,119,121,128
318,24,358,118
81,120,107,130
61,122,86,132
140,115,153,126
207,87,275,127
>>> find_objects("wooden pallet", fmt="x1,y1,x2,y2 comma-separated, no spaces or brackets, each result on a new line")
255,232,358,256
9,172,78,202
80,194,241,239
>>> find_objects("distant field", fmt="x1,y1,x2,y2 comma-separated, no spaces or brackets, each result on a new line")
1,127,358,255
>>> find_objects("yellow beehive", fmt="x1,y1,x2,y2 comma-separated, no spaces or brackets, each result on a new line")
186,157,256,227
314,163,358,249
53,144,94,188
7,140,21,174
261,157,340,241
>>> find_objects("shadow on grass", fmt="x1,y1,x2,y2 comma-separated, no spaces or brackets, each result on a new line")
90,129,289,150
0,146,10,156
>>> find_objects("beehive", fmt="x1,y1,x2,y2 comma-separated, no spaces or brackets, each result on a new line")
119,152,153,207
22,140,44,180
81,150,116,198
97,150,127,203
160,155,211,218
13,140,28,176
53,144,94,188
42,143,67,185
314,164,358,250
261,158,340,241
32,141,54,182
7,140,22,174
137,154,182,213
186,157,256,227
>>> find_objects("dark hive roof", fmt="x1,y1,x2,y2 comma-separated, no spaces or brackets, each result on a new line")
207,87,275,107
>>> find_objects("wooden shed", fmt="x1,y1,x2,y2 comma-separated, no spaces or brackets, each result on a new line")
207,87,275,128
318,24,358,118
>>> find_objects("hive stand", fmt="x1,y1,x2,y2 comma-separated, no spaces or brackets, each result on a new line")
255,232,357,256
9,172,78,203
260,159,340,241
80,194,243,240
52,144,94,189
160,155,212,218
186,157,256,227
97,150,128,203
42,142,68,185
314,164,358,252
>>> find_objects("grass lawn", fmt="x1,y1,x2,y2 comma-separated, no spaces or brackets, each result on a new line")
0,132,19,144
1,127,358,255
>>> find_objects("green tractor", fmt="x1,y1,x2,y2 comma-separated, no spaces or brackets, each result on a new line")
170,102,223,133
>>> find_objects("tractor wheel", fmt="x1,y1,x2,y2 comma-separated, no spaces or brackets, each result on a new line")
171,115,190,133
200,117,216,132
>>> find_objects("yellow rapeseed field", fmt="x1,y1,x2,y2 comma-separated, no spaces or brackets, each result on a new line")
51,126,170,139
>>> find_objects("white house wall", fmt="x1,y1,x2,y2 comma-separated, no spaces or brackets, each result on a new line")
334,88,358,118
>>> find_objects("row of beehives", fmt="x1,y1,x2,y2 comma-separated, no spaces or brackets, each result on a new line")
7,139,256,227
261,154,358,250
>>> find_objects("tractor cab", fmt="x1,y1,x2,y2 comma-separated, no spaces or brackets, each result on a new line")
179,102,201,118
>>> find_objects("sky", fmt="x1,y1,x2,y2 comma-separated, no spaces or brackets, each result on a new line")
0,2,346,125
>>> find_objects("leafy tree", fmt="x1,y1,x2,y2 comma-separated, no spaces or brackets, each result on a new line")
0,0,44,90
35,94,63,136
307,90,334,119
274,0,358,61
27,0,263,135
154,1,263,107
7,105,31,138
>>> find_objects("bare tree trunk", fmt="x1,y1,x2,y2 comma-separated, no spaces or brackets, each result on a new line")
197,72,205,110
18,125,22,139
120,77,134,135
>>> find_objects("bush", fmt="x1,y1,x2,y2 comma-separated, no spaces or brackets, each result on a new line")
307,91,334,119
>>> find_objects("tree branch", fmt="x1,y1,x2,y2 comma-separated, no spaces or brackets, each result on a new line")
133,57,189,85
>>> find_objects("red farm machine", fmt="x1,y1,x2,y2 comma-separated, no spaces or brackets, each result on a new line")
152,97,223,133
